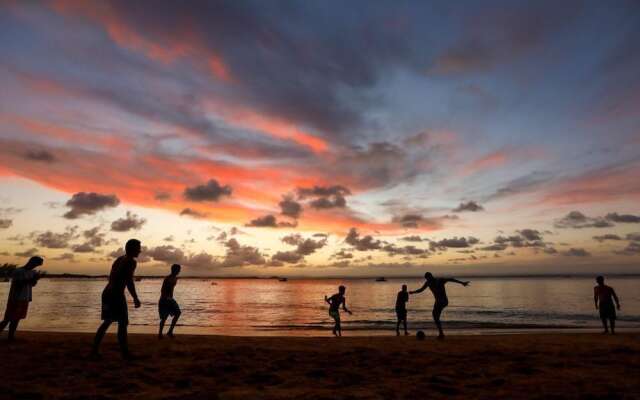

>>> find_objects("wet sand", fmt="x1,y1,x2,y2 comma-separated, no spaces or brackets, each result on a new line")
1,331,639,399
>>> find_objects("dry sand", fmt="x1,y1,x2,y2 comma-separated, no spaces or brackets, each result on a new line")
0,331,639,399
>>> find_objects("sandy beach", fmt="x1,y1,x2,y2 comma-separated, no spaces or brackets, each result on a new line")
0,332,638,399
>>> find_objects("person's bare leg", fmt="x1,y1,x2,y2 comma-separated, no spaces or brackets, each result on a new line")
610,318,616,335
117,322,130,359
167,312,180,338
601,318,609,334
433,306,445,339
91,320,112,356
159,317,167,339
396,319,401,336
8,321,19,342
403,319,408,335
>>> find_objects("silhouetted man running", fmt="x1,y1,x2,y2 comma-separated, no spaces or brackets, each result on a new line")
158,264,181,339
324,285,352,336
594,275,620,334
410,272,469,339
91,239,142,359
0,256,43,342
395,284,409,336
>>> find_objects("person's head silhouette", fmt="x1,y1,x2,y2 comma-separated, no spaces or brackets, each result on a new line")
171,264,181,276
596,275,605,285
424,272,434,282
25,256,44,269
125,239,142,258
402,284,407,292
339,285,346,294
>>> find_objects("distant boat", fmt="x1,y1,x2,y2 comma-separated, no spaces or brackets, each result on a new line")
375,277,387,282
278,278,288,282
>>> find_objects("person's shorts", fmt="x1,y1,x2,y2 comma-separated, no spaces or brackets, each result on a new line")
396,308,407,321
329,309,340,322
101,290,128,324
159,298,181,319
4,299,29,321
599,302,616,320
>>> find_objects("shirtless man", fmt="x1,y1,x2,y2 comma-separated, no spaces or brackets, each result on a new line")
0,256,43,342
158,264,181,339
594,275,621,334
410,272,469,339
395,284,409,336
324,285,352,336
91,239,142,359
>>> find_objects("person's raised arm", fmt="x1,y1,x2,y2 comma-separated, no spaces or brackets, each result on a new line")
447,278,470,287
342,298,352,315
126,263,141,308
409,282,428,295
612,289,621,310
594,287,599,310
324,295,331,305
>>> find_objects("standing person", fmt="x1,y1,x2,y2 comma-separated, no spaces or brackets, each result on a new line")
410,272,469,339
594,275,621,335
91,239,142,360
395,284,410,336
324,285,352,336
0,257,43,342
158,264,181,339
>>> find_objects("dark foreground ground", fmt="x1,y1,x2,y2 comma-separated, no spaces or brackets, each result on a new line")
0,332,639,399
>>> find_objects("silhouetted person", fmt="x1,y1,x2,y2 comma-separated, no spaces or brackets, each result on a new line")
594,275,620,334
324,285,352,336
396,284,409,336
0,256,43,342
91,239,142,359
158,264,181,339
410,272,469,339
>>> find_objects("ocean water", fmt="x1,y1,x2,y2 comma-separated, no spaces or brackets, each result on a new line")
1,276,639,336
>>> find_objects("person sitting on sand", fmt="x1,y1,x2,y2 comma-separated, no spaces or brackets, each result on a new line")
0,256,43,342
158,264,182,339
91,239,142,360
395,284,410,336
594,275,620,335
410,272,469,339
324,285,352,336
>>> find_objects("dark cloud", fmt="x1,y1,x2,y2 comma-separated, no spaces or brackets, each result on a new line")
276,234,327,264
554,211,614,229
484,171,553,201
400,235,424,242
518,229,542,241
180,208,208,219
606,212,640,223
71,243,97,253
23,149,56,163
431,237,478,250
154,192,171,201
272,251,304,264
393,214,424,229
332,249,354,260
480,243,508,251
33,226,79,249
0,219,12,229
222,239,265,267
15,248,39,258
562,248,591,257
281,234,303,246
453,201,484,213
279,195,302,219
184,179,232,202
246,214,296,228
111,211,147,232
63,192,120,219
382,244,429,257
593,234,622,242
297,185,351,210
345,228,381,251
53,253,75,261
615,242,640,256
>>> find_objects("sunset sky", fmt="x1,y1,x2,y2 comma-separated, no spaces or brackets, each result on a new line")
1,0,639,277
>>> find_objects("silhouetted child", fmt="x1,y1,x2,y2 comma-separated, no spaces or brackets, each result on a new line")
410,272,469,339
324,285,352,336
158,264,181,339
395,284,409,336
0,256,43,342
594,275,620,334
91,239,142,360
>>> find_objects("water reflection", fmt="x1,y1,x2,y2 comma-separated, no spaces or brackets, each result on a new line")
0,277,639,335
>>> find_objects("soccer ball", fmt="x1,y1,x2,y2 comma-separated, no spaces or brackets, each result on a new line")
416,330,426,340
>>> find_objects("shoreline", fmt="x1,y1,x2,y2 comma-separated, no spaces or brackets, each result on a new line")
1,331,639,399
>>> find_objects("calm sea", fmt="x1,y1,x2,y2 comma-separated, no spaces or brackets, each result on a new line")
2,276,639,336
